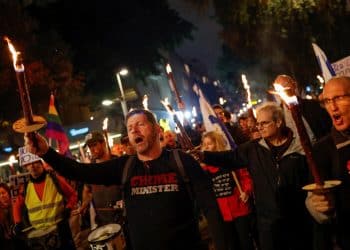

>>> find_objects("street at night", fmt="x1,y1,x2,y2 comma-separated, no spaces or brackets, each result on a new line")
1,1,350,250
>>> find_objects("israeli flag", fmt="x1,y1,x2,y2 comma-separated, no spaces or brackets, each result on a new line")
193,84,237,150
312,43,336,82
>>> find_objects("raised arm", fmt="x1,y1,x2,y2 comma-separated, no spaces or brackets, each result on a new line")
25,133,125,186
203,149,246,169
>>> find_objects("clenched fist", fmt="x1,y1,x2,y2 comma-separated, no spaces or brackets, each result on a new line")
24,132,49,156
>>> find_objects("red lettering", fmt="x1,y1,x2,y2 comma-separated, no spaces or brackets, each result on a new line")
130,176,139,186
138,176,147,186
167,173,177,184
147,175,154,185
130,173,179,187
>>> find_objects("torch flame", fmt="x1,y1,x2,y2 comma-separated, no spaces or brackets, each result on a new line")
174,127,181,134
4,36,24,72
142,94,149,110
241,74,252,108
102,117,108,131
162,97,169,106
273,83,298,106
192,106,197,117
160,97,175,115
165,63,172,74
184,64,190,75
8,155,17,165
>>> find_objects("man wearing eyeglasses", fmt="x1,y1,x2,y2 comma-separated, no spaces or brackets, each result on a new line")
202,102,313,250
306,76,350,250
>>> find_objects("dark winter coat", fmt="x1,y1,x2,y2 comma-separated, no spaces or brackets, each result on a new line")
203,136,313,250
312,128,350,250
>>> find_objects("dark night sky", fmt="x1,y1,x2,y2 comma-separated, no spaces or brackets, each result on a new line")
168,0,222,78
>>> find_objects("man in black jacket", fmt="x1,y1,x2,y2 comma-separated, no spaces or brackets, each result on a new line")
25,109,226,250
306,76,350,250
202,102,313,250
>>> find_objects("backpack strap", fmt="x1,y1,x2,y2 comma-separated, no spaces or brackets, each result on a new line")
121,155,136,216
121,156,136,188
172,149,193,201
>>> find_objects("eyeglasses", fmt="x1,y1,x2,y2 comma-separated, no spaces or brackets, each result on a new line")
320,94,350,107
215,111,225,116
256,120,274,128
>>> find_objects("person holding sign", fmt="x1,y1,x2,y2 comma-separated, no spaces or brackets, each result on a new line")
12,147,77,250
201,131,254,250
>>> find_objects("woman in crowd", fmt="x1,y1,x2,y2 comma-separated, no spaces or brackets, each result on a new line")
0,182,26,249
201,131,255,250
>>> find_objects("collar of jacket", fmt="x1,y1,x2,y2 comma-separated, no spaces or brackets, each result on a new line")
30,170,47,183
331,127,350,149
257,133,304,157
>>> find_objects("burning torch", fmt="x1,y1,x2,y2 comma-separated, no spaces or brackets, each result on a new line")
4,37,46,139
273,81,340,191
165,63,185,111
161,98,194,151
142,94,149,110
241,74,255,118
102,117,112,155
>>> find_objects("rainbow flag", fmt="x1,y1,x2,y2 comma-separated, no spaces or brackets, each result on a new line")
45,94,70,154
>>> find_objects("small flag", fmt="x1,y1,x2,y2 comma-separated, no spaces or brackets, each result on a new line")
45,94,70,155
193,84,236,150
312,43,336,82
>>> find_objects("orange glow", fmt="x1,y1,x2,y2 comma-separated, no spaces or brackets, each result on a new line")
165,63,172,74
241,74,252,108
273,83,298,105
160,97,175,115
102,117,108,131
142,94,149,110
4,36,24,72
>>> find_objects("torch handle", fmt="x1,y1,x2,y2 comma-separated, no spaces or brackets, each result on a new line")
16,67,34,125
173,115,194,151
167,71,185,111
103,130,112,156
290,105,324,186
28,132,40,152
231,171,243,195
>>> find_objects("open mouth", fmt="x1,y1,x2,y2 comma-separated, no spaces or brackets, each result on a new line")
332,114,343,124
134,137,143,144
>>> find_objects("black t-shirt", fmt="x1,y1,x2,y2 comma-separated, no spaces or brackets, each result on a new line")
123,150,201,250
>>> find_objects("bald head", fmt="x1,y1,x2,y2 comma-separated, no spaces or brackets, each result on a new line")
325,76,350,90
273,74,298,96
322,76,350,131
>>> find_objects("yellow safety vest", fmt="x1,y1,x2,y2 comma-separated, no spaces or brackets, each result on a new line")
25,174,65,229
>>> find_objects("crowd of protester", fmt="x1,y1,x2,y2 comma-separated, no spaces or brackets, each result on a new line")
0,75,349,250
